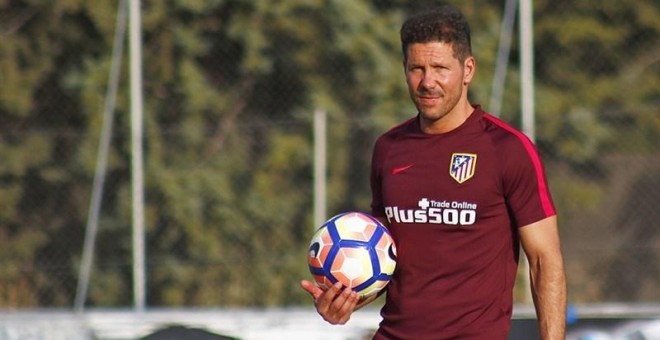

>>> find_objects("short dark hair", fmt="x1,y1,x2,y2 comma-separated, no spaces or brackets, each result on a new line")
400,5,472,62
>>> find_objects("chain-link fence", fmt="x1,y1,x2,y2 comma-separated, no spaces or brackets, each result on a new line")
0,1,658,309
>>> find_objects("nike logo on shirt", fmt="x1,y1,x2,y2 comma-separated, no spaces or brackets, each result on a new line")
391,164,413,175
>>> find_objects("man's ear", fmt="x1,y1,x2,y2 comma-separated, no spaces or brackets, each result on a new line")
463,56,476,85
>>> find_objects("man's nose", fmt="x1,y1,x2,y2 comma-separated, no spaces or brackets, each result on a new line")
420,71,437,90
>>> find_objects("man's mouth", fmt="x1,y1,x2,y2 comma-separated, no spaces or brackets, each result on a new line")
418,96,439,106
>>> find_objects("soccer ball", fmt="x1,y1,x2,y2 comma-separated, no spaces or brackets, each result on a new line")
307,212,397,298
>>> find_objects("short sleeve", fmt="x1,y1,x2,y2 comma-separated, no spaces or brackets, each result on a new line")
501,135,556,228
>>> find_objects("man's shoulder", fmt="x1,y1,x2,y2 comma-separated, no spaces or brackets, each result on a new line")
478,112,548,178
480,113,535,150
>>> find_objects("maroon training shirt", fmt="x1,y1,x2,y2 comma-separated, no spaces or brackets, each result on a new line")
370,106,556,339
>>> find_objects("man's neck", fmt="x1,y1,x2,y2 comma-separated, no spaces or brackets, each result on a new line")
420,101,474,134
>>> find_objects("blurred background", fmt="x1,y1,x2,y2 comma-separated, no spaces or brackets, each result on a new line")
0,0,658,339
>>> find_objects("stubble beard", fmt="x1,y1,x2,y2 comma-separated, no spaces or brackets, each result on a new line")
414,86,469,134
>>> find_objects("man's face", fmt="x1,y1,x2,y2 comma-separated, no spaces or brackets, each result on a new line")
404,42,474,130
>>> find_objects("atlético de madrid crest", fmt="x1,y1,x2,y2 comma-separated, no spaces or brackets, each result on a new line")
449,153,477,184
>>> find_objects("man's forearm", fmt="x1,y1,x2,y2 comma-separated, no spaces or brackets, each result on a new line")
530,256,567,340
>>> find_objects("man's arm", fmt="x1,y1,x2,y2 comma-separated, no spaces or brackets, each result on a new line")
519,215,567,340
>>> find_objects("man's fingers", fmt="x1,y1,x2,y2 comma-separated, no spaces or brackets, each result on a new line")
319,283,359,325
300,279,323,299
330,286,354,311
332,288,360,324
301,280,359,325
316,282,343,311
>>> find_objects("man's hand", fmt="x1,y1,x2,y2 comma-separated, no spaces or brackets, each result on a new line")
300,280,360,325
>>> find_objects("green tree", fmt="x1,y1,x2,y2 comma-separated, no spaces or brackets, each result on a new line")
0,0,121,306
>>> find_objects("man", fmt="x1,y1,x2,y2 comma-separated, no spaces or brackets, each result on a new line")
301,5,566,339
